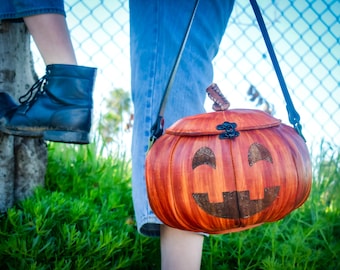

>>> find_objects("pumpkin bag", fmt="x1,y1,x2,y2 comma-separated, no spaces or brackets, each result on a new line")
145,0,312,234
145,84,312,234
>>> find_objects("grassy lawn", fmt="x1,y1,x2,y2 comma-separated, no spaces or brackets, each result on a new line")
0,142,339,269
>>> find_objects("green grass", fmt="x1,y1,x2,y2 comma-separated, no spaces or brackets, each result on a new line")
0,142,339,269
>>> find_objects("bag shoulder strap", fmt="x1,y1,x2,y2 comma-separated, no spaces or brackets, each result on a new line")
250,0,305,141
149,0,200,147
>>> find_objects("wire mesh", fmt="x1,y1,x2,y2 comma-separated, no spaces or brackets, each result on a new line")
31,0,339,154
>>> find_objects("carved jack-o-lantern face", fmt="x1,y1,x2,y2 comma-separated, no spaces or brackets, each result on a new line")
191,143,280,219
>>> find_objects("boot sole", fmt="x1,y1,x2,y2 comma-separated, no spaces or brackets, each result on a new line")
44,130,90,144
0,126,89,144
0,126,43,137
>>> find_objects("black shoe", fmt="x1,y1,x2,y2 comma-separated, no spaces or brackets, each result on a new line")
0,64,97,144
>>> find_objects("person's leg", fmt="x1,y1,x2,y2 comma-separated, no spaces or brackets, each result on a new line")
160,225,204,270
23,14,77,65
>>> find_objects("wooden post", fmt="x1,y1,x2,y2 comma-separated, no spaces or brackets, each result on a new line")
0,20,47,212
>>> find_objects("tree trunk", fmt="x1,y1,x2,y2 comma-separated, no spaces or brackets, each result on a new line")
0,20,47,212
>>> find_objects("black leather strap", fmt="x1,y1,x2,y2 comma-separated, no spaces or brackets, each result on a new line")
250,0,305,141
149,0,200,147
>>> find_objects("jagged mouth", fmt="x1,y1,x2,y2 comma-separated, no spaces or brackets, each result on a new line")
192,186,280,219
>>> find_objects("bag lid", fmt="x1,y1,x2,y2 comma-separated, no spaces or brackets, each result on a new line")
166,109,281,136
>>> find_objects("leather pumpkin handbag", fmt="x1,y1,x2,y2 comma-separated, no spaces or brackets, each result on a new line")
145,0,312,234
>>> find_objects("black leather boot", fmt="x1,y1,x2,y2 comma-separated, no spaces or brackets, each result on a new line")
0,64,97,144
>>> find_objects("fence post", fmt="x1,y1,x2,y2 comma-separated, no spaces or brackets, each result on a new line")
0,20,47,212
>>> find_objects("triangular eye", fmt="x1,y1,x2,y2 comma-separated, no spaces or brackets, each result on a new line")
192,147,216,169
248,143,273,166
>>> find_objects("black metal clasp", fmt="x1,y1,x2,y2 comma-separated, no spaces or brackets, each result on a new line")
147,115,165,151
216,121,240,139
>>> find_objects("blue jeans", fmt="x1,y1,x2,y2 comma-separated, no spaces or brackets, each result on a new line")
130,0,235,237
0,0,65,19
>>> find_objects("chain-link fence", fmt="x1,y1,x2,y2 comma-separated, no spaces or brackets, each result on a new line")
31,0,339,156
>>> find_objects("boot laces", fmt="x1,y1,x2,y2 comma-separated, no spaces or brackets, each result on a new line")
18,75,47,104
